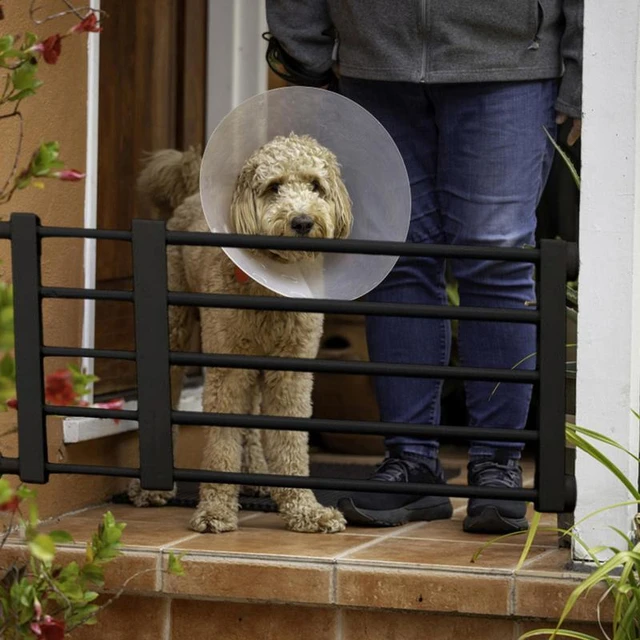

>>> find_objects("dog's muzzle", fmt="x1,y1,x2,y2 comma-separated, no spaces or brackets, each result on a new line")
290,214,314,236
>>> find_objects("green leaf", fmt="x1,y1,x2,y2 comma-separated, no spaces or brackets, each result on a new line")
80,562,104,586
48,530,75,544
11,62,39,92
515,510,542,571
567,430,640,500
23,33,38,50
0,478,13,504
518,630,600,640
15,485,34,500
0,36,14,54
58,561,80,580
567,422,640,463
28,534,55,563
167,551,185,577
28,500,39,526
0,353,15,380
543,125,581,190
7,88,37,103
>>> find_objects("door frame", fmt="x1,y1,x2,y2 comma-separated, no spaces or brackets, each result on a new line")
69,0,268,442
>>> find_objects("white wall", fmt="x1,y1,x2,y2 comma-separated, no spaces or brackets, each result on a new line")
206,0,268,137
574,0,640,556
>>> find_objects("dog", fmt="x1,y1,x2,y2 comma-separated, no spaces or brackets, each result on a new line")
129,134,352,534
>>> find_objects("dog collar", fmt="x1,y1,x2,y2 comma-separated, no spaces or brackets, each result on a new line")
234,266,250,284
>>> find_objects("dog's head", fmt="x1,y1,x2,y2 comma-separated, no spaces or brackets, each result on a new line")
229,133,353,263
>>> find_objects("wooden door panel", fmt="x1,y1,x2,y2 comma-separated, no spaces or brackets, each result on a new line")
95,0,207,396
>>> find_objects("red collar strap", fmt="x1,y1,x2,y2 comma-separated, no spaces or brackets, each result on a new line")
234,266,250,284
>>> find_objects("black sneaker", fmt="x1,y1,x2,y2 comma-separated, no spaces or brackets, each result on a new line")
463,456,529,534
337,454,453,527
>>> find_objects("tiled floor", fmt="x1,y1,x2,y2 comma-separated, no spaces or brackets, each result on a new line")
1,450,609,634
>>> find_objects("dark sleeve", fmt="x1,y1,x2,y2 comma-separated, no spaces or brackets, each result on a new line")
555,0,584,118
265,0,335,73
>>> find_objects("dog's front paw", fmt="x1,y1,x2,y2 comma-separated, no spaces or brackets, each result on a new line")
282,505,346,534
189,505,238,534
127,479,176,508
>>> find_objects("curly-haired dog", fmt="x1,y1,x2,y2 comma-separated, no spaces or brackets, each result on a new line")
131,134,351,534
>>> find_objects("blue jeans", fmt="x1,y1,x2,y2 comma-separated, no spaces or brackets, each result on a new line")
339,78,557,460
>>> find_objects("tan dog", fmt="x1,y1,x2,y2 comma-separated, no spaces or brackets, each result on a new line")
130,134,351,534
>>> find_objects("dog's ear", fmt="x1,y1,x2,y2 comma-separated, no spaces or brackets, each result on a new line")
326,164,353,240
230,165,258,235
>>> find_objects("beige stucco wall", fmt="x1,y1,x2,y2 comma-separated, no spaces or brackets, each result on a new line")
0,3,146,519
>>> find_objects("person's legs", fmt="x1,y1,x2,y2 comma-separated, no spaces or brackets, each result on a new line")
340,77,448,455
336,77,453,525
433,79,558,531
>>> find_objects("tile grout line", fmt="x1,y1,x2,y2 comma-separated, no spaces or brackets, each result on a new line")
330,521,428,608
518,546,560,570
163,595,172,640
155,551,163,592
333,521,426,562
509,573,517,617
335,606,343,640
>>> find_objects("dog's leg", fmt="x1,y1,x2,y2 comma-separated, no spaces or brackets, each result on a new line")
261,370,346,533
241,385,270,497
128,246,197,508
190,367,258,533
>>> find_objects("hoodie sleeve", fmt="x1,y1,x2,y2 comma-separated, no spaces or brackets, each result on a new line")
555,0,584,118
265,0,336,73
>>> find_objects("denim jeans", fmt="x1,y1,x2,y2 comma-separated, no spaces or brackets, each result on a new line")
338,77,558,460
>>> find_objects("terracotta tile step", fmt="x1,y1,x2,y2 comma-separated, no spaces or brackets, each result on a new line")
0,502,610,627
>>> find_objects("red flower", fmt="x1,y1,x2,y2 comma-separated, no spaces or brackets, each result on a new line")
6,398,17,410
37,34,62,64
45,370,77,406
70,12,102,34
92,397,125,424
0,496,21,513
52,169,85,182
31,616,65,640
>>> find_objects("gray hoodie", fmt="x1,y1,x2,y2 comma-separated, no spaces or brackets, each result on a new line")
266,0,583,118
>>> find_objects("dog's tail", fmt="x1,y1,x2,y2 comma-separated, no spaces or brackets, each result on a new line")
137,146,202,219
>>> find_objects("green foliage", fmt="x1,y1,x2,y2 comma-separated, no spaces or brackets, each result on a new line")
474,418,640,639
0,478,185,639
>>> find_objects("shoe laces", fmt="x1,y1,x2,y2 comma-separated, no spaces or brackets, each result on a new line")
371,457,436,483
469,459,521,488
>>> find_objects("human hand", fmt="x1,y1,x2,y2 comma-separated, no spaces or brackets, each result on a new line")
555,113,582,146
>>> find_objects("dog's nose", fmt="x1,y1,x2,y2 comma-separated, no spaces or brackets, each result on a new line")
290,214,314,236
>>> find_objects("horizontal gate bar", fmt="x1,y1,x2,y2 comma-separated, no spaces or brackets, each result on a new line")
165,230,542,262
40,346,539,384
169,351,539,382
41,287,134,302
171,409,538,442
45,405,139,420
45,405,538,442
0,221,540,262
168,292,539,322
38,226,132,241
43,346,136,361
0,456,538,500
38,286,539,322
0,221,579,278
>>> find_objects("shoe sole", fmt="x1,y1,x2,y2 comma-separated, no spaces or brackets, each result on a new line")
337,496,453,527
462,506,529,534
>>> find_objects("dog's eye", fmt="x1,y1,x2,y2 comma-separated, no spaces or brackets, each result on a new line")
311,180,322,193
267,182,281,194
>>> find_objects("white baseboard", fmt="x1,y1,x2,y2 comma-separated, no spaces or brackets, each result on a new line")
62,385,204,444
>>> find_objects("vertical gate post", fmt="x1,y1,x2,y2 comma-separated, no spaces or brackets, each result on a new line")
132,219,174,491
536,239,572,512
10,213,48,484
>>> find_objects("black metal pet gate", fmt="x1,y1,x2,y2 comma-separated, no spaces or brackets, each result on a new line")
0,212,578,514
